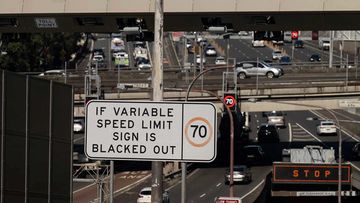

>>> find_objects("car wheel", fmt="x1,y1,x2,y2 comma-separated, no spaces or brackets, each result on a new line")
266,72,274,78
238,72,246,79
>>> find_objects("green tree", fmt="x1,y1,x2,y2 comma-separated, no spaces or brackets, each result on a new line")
0,33,83,72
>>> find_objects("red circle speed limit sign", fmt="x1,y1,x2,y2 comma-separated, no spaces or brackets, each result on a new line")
224,95,236,108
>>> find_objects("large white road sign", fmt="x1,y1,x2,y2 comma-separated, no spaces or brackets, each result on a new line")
85,100,217,162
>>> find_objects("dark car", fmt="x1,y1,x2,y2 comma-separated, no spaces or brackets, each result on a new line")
352,143,360,160
279,56,292,65
310,54,321,62
294,40,304,48
243,145,265,165
257,123,280,143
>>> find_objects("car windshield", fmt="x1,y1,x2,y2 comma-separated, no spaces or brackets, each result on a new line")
244,146,260,154
322,122,335,126
140,190,151,195
259,125,277,133
268,111,283,116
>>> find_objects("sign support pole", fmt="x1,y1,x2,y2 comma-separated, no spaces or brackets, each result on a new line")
152,0,164,202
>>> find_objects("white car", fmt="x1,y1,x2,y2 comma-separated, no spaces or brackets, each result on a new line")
136,187,169,203
316,120,337,136
252,40,265,47
205,46,217,56
196,55,206,64
92,54,104,62
38,69,65,77
113,51,128,59
272,50,283,60
215,56,226,65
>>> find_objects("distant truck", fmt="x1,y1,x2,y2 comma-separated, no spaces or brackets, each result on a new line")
319,39,330,50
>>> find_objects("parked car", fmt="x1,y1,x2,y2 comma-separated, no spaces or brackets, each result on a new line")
266,111,286,128
294,40,304,48
215,56,226,65
224,165,252,185
352,143,360,160
257,123,280,143
310,54,321,62
243,145,265,165
235,61,284,79
272,50,283,60
205,46,217,56
136,187,169,203
316,120,337,136
279,56,292,65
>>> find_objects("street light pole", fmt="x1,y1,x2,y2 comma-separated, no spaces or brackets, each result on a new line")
185,65,235,196
152,0,164,202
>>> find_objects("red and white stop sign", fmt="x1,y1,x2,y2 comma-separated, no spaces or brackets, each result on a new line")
291,31,298,40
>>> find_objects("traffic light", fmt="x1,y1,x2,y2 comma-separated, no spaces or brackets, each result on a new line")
291,31,298,40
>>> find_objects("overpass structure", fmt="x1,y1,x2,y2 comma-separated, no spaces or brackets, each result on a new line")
1,0,360,32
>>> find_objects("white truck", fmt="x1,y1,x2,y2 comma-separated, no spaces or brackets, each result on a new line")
319,39,330,50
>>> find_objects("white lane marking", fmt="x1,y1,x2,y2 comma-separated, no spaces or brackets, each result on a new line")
350,162,360,172
288,122,292,142
74,182,96,194
339,128,360,142
216,183,222,187
200,193,206,198
296,123,322,142
240,179,265,200
166,168,200,191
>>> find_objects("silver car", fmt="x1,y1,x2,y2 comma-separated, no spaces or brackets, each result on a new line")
224,165,252,184
235,61,284,79
266,111,286,128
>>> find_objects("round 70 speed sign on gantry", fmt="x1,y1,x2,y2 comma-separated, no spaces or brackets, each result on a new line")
224,95,236,108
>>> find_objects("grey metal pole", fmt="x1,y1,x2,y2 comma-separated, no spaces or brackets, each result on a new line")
329,31,334,68
152,1,164,203
109,33,112,71
227,37,230,72
193,32,197,78
64,61,67,84
184,37,189,84
200,43,204,92
181,162,186,203
184,65,235,197
346,54,349,88
340,41,343,68
109,160,114,203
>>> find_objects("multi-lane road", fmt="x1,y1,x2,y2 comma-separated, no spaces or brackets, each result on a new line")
71,33,360,203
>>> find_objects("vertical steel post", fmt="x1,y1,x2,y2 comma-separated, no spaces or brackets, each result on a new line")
64,61,67,84
181,162,186,203
109,33,112,71
329,31,334,68
152,0,164,202
110,161,114,203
